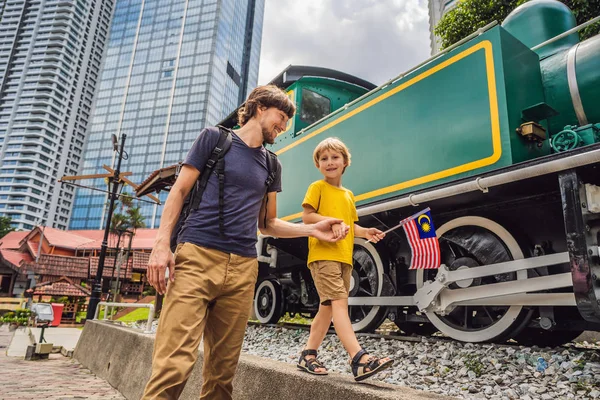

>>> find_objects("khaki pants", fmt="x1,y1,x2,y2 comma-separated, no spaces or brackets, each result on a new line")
142,243,258,400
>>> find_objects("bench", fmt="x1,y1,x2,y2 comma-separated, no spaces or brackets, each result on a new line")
0,297,26,312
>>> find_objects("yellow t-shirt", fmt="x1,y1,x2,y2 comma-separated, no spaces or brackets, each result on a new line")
302,180,358,265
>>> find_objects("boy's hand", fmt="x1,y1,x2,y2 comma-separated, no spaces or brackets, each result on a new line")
365,228,385,243
311,218,346,242
332,222,349,239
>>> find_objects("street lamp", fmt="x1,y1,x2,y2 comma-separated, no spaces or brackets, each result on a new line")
86,133,128,320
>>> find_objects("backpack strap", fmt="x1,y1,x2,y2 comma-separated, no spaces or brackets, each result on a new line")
262,149,279,230
216,150,227,236
265,149,278,189
216,126,232,236
189,126,232,214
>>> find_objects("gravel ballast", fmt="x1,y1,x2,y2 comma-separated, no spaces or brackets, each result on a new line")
241,325,600,400
131,320,600,399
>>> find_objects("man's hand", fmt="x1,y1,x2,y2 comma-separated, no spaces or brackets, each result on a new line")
332,222,349,240
365,228,385,243
146,243,175,295
311,218,348,242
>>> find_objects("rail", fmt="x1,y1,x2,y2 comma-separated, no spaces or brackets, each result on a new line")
93,302,155,333
531,15,600,51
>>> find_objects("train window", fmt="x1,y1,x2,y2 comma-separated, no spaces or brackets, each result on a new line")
301,88,330,125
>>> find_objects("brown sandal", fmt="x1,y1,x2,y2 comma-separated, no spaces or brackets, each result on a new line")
297,349,328,375
350,348,393,382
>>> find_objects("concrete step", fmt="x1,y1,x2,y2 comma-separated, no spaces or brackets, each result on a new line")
75,321,455,400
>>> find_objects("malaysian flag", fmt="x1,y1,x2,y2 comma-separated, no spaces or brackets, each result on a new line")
402,210,441,270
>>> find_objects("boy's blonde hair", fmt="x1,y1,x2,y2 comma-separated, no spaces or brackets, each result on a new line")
313,137,351,173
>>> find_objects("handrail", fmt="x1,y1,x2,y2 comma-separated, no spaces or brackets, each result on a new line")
93,301,155,333
531,15,600,51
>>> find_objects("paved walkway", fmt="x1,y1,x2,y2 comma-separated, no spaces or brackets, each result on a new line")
7,326,82,357
0,327,125,400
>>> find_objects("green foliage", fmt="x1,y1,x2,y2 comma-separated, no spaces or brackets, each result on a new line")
143,286,156,296
75,311,87,324
0,308,31,325
50,296,70,304
464,353,485,377
0,215,16,239
434,0,600,50
280,313,313,325
110,191,147,235
116,301,154,323
14,308,31,318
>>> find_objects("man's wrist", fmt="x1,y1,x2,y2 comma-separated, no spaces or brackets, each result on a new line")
154,235,171,248
305,224,316,238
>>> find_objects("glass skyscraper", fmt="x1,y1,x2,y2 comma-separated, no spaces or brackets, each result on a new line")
0,0,115,230
69,0,265,230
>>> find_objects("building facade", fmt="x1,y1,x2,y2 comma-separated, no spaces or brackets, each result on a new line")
0,0,115,230
428,0,457,55
69,0,266,230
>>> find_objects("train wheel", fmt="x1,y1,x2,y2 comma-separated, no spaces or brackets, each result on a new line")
349,239,388,332
513,328,584,348
254,279,284,324
416,216,531,343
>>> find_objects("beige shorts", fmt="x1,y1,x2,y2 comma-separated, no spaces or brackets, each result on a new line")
308,260,353,305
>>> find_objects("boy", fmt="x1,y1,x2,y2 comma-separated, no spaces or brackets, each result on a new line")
297,137,394,382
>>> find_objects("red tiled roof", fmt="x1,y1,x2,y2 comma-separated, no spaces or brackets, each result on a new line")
5,227,157,254
26,240,39,259
0,231,29,250
33,276,91,297
23,227,96,249
135,164,178,197
89,256,131,279
1,249,33,267
23,254,89,279
73,229,157,250
132,252,150,270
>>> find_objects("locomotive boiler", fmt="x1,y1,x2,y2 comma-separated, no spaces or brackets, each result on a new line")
225,0,600,346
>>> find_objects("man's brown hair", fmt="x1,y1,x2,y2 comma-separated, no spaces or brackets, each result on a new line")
237,85,296,126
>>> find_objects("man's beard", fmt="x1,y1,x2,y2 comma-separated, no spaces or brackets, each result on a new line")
262,126,275,145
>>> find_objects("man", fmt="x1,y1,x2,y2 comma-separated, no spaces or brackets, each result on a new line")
142,85,346,400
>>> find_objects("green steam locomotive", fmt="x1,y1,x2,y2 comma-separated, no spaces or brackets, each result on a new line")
232,0,600,346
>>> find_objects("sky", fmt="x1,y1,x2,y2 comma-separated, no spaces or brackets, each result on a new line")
257,0,432,87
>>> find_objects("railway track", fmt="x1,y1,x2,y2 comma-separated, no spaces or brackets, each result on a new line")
247,321,600,352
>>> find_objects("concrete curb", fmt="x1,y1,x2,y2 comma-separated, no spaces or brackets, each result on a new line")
74,320,455,400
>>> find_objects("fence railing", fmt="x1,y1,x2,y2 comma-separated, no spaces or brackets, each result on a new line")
93,302,155,333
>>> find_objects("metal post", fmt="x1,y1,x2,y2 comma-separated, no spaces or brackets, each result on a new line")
108,232,123,302
87,134,127,320
115,230,133,299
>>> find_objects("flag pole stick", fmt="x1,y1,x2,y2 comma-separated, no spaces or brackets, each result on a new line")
366,207,431,243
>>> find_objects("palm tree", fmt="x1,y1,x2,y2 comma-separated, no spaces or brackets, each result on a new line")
107,191,146,300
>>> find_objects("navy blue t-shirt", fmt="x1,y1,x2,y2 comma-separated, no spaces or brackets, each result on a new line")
178,127,282,257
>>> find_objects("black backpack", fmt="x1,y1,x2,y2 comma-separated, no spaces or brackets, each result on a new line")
170,125,279,252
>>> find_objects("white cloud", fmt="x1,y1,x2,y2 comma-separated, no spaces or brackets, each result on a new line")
258,0,431,86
